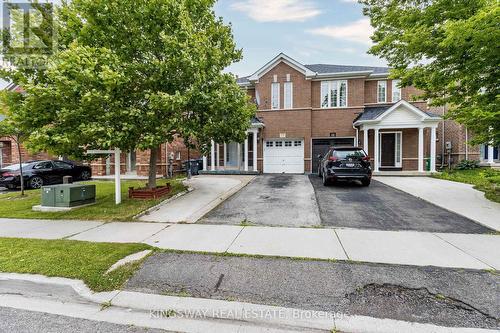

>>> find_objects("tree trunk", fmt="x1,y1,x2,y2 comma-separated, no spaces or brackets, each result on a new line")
16,137,25,196
148,147,158,189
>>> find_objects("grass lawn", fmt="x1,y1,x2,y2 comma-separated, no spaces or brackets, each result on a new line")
0,238,153,291
433,168,500,203
0,178,186,221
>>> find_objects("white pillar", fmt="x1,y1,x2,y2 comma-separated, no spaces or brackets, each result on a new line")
114,148,121,205
487,145,494,163
244,134,249,172
363,129,369,154
430,127,437,172
253,130,258,172
237,144,241,169
216,144,220,169
202,155,207,171
418,127,424,172
223,143,227,168
210,140,215,171
374,128,379,172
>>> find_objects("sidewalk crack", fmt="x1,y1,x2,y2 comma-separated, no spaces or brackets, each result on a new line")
334,229,350,260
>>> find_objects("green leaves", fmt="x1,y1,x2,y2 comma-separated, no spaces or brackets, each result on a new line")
362,0,500,145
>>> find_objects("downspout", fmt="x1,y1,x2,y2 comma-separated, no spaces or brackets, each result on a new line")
465,127,469,160
353,124,359,146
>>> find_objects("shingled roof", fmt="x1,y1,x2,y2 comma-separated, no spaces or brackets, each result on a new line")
304,64,390,75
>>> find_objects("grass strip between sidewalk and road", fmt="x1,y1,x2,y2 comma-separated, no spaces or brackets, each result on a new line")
0,179,186,221
0,238,153,291
432,168,500,203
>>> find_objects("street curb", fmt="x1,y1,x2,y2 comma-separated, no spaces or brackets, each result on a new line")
0,273,496,333
373,177,500,232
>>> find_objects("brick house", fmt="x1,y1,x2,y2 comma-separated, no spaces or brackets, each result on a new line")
200,53,498,174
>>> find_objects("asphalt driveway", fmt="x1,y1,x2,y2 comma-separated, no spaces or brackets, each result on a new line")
309,175,492,233
200,175,321,227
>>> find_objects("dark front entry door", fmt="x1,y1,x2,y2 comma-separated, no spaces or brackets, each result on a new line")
312,138,355,173
381,133,396,167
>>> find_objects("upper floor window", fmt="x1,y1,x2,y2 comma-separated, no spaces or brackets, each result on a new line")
321,80,347,108
271,82,280,109
377,81,387,103
392,79,401,102
284,82,293,109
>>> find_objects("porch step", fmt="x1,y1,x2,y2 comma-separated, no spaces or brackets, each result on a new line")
373,171,435,177
200,170,260,175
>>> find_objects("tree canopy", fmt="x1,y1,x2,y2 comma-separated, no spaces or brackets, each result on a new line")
1,0,255,187
361,0,500,145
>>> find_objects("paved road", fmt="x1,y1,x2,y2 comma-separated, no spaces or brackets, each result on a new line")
309,175,493,233
126,252,500,330
0,307,170,333
201,175,321,227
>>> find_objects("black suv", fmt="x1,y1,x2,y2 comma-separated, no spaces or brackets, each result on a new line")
317,147,372,186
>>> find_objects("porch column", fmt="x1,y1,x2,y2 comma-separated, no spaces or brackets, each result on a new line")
210,140,215,171
244,134,249,172
237,143,241,170
418,127,424,172
253,130,258,172
363,129,369,154
216,144,220,169
487,144,494,164
430,127,437,172
202,155,207,171
374,128,379,172
223,143,227,168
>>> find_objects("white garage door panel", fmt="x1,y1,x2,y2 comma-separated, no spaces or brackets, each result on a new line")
263,140,304,174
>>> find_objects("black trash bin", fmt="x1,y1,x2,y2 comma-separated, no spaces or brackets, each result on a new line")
183,159,202,175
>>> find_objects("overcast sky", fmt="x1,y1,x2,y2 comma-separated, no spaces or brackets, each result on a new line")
215,0,386,77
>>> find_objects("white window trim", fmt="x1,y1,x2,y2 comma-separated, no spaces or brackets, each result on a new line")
391,80,401,102
377,80,387,103
320,80,348,109
271,82,280,110
284,82,293,109
379,131,402,168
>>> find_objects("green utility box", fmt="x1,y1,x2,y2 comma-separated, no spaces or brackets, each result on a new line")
41,184,96,207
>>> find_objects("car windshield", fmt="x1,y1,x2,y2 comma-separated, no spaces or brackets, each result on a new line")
2,163,31,171
334,150,366,159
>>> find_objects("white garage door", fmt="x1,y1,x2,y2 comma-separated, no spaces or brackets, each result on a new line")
263,139,304,174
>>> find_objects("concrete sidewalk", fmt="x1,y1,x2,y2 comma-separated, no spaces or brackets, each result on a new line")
1,218,498,270
139,175,254,223
375,176,500,231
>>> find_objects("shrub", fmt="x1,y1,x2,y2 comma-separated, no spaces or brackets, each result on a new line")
455,159,480,170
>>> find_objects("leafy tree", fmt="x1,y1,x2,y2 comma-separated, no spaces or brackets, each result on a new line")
1,0,255,188
0,92,28,195
361,0,500,145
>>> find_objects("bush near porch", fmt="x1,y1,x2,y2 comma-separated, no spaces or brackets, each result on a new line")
0,179,186,221
433,168,500,203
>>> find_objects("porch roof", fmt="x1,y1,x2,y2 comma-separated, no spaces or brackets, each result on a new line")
251,116,265,128
353,100,441,129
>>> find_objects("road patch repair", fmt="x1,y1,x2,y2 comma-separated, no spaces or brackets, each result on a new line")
1,272,498,333
0,218,499,270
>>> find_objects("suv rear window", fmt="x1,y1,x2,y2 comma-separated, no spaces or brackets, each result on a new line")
333,149,366,159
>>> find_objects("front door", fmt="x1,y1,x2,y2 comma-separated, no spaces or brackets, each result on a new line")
226,142,239,168
380,132,402,168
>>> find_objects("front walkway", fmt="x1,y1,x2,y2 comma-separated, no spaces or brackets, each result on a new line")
1,218,498,270
375,176,500,231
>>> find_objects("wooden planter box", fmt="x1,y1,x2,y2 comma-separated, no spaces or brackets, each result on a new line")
128,184,171,200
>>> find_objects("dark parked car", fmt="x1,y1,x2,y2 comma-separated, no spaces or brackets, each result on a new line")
0,160,92,190
317,147,372,186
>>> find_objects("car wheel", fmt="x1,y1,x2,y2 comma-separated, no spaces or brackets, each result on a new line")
361,179,371,187
29,176,44,189
80,170,91,181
